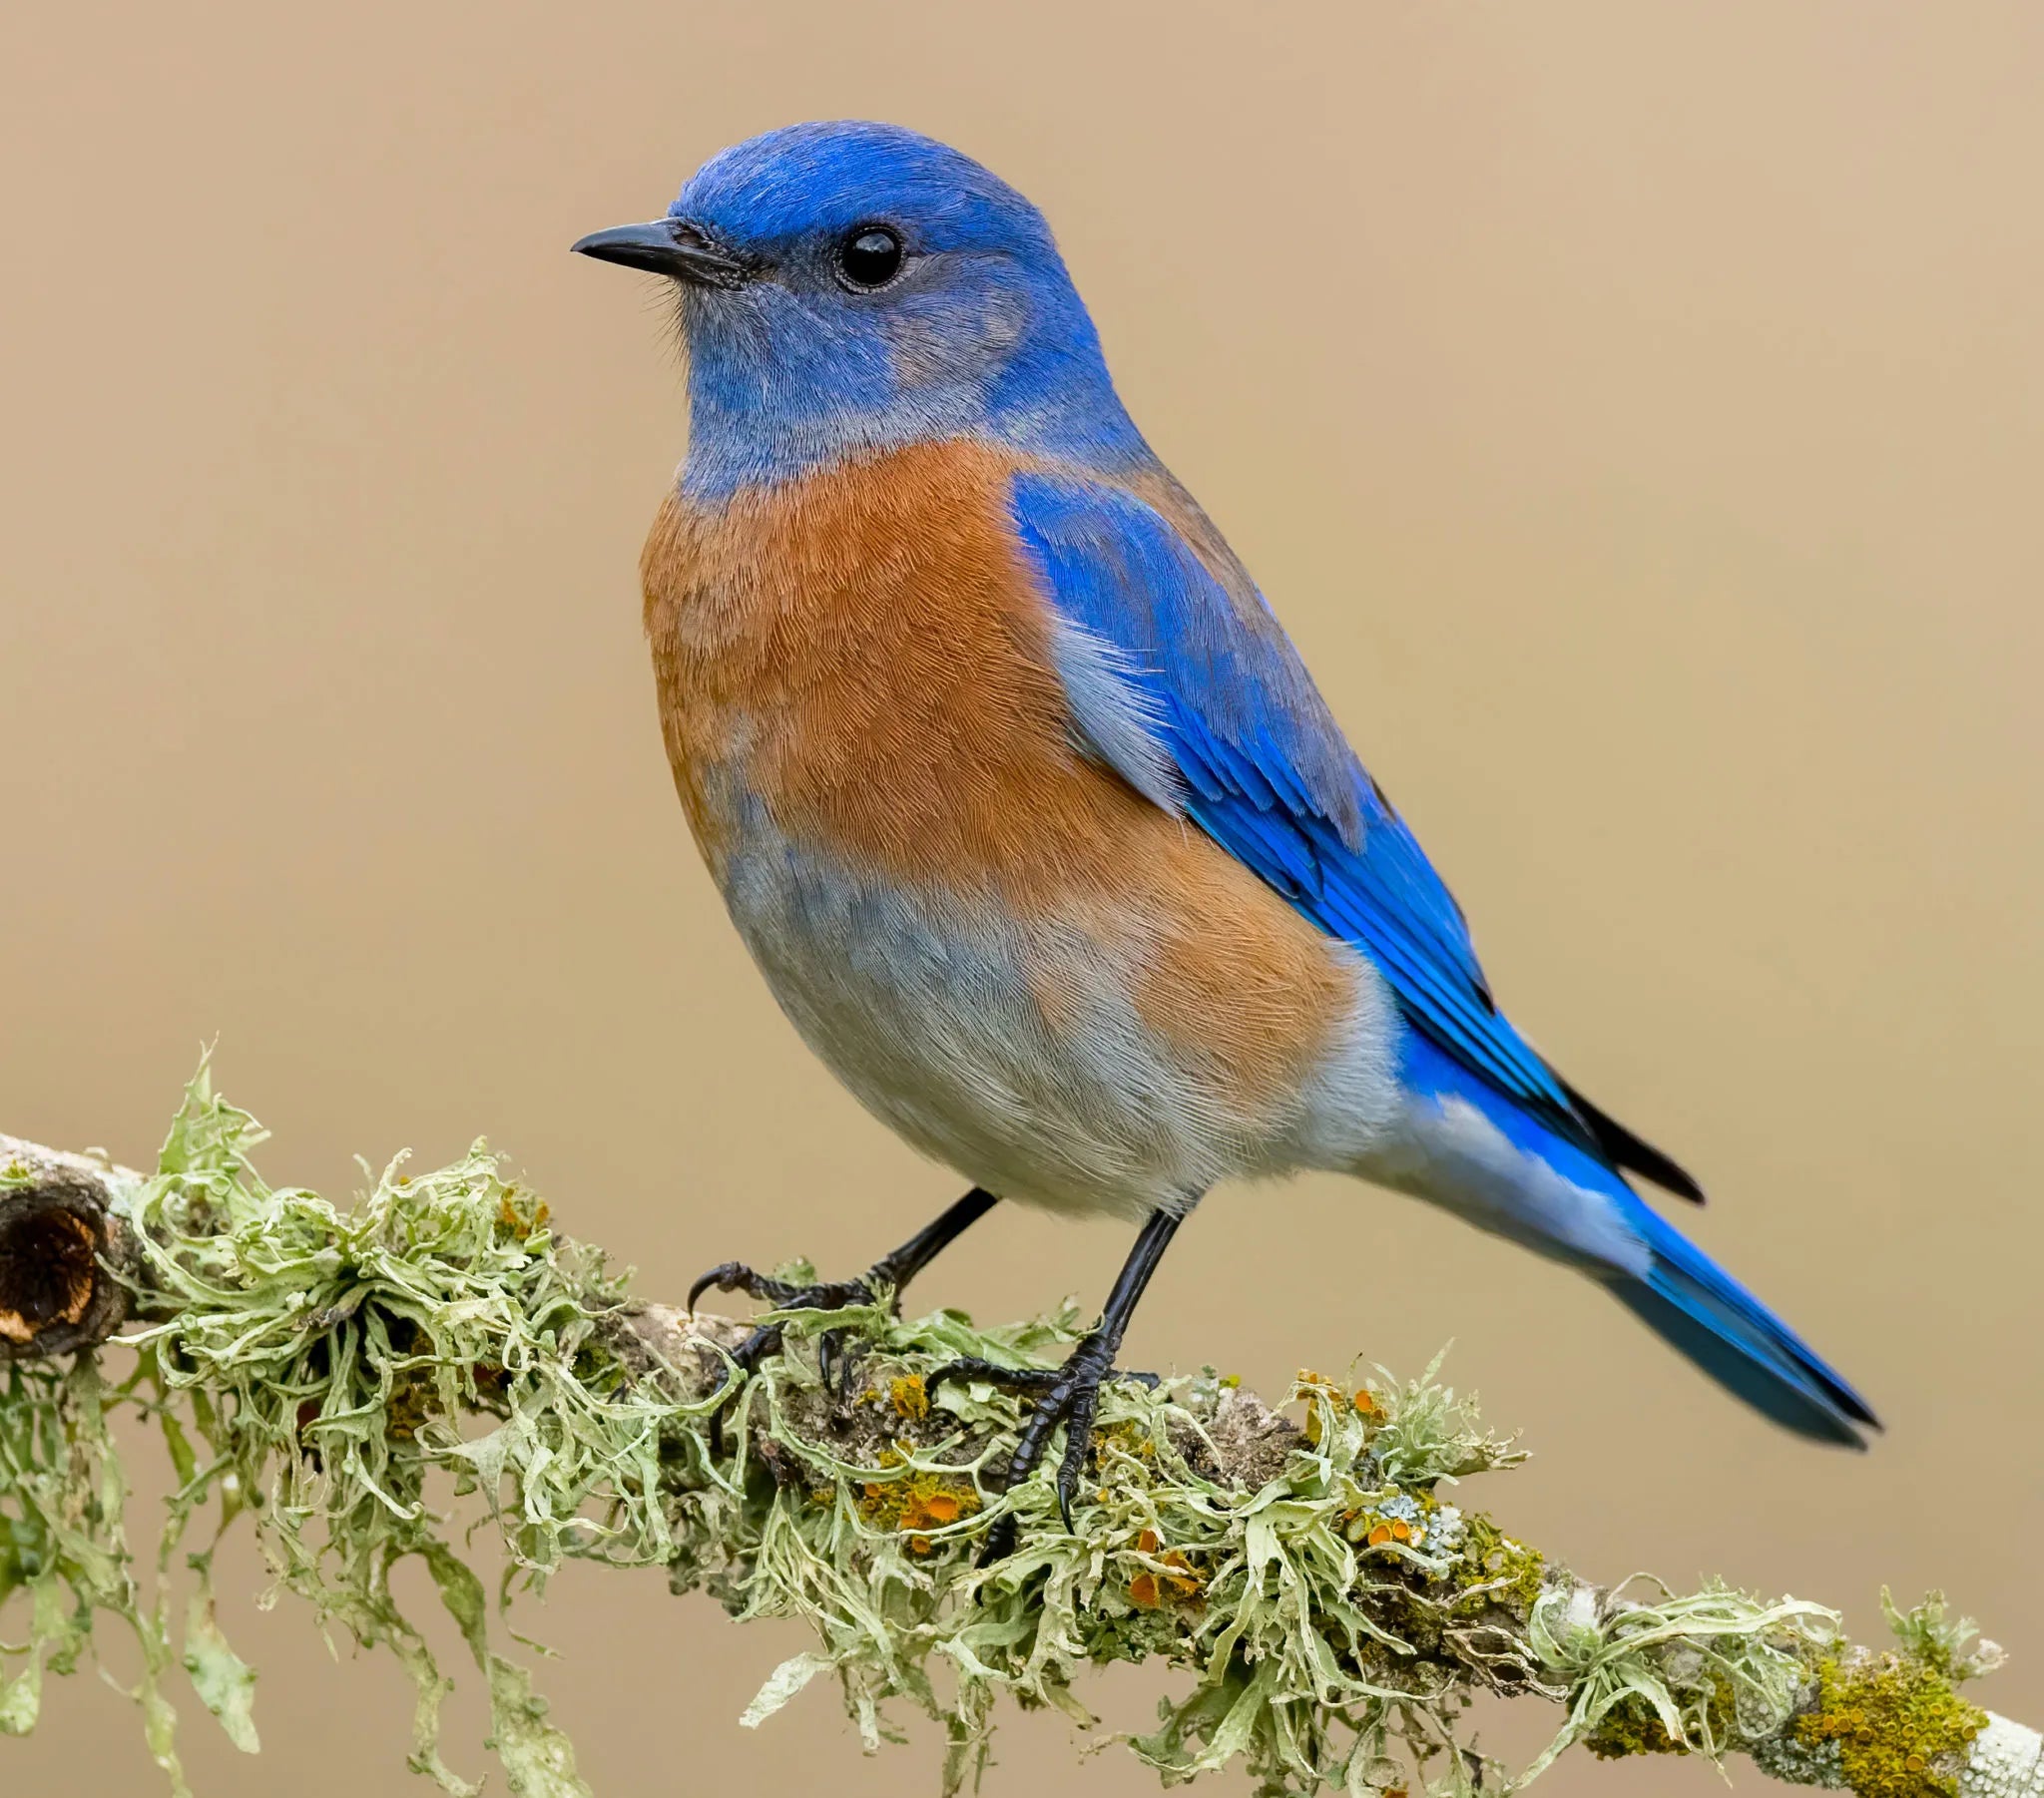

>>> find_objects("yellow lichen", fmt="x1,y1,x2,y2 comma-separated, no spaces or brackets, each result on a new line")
1794,1650,1988,1798
889,1373,929,1421
1448,1514,1545,1618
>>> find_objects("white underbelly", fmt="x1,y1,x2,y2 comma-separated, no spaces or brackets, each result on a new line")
710,806,1403,1221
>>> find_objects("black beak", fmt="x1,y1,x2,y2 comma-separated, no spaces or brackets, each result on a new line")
570,219,753,287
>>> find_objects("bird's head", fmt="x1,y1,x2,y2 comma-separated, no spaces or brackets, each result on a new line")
575,121,1146,497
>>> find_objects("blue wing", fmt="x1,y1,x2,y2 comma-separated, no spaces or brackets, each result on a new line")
1010,467,1699,1196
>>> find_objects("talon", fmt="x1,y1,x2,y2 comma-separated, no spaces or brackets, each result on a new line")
688,1259,804,1313
934,1332,1126,1546
834,1331,869,1401
686,1257,899,1427
687,1261,740,1314
818,1326,868,1402
1053,1381,1102,1531
976,1513,1019,1567
700,1311,795,1455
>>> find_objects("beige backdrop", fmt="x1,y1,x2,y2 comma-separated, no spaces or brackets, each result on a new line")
5,2,2040,1793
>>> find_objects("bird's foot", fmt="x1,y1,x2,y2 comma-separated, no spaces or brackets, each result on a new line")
688,1260,896,1443
687,1258,892,1320
927,1332,1138,1560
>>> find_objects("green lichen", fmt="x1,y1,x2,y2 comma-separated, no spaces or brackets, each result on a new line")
1883,1589,2007,1685
1519,1576,1842,1784
0,1068,2007,1798
1585,1675,1737,1759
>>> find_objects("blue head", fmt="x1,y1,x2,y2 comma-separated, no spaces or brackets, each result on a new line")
574,122,1151,498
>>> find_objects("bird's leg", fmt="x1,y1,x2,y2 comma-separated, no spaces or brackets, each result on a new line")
928,1204,1186,1558
690,1186,1000,1425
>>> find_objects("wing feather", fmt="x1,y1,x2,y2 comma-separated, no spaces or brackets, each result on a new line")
1009,467,1702,1201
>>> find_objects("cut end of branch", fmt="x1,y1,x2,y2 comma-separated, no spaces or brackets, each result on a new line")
0,1138,137,1359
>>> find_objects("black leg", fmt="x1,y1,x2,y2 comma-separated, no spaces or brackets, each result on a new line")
690,1186,1000,1424
929,1204,1186,1553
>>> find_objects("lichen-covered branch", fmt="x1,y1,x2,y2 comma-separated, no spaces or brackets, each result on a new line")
1,1071,2036,1798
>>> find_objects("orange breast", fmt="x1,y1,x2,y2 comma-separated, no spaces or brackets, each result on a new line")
640,440,1353,1115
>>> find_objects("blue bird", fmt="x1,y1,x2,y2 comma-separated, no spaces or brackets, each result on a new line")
574,120,1876,1524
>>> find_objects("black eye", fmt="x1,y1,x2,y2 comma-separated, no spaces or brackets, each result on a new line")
836,225,903,288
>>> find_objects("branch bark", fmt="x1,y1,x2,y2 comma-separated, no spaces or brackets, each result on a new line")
0,1121,2037,1798
0,1134,142,1360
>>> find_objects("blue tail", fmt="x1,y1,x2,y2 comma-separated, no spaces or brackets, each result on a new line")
1396,1035,1878,1447
1609,1197,1878,1447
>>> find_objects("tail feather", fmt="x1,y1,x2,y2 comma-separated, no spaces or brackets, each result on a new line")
1609,1198,1879,1446
1556,1076,1707,1204
1391,1034,1877,1447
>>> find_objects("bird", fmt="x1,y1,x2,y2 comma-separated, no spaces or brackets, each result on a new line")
572,119,1876,1527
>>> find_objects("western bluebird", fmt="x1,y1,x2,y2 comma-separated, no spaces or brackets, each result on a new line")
574,121,1874,1522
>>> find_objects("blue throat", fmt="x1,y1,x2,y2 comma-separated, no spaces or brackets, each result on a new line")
678,284,1152,499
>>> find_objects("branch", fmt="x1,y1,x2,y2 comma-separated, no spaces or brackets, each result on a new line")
0,1135,141,1358
1,1074,2036,1798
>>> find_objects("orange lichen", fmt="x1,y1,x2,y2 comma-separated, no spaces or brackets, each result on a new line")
855,1449,979,1544
1125,1529,1201,1605
916,1491,962,1526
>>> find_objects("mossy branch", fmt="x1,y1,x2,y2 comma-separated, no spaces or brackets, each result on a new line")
1,1071,2036,1798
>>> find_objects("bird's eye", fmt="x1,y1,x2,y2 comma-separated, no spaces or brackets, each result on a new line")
836,225,904,289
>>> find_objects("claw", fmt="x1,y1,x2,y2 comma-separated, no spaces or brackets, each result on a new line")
976,1513,1019,1567
932,1335,1139,1548
1053,1382,1104,1532
683,1189,1005,1459
817,1326,873,1402
690,1259,897,1456
686,1263,730,1314
687,1259,807,1313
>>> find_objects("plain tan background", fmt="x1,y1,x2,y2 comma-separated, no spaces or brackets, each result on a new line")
5,2,2040,1793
